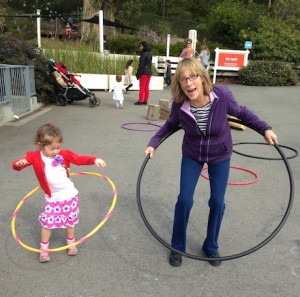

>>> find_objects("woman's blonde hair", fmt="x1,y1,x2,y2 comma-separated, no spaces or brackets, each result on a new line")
171,57,212,103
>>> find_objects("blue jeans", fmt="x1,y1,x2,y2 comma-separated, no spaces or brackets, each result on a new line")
171,157,230,255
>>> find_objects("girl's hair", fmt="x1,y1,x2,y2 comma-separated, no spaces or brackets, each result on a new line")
116,74,122,82
171,57,213,104
200,44,210,55
125,59,133,69
34,123,63,146
139,41,150,52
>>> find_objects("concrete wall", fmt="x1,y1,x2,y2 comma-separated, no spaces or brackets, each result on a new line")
0,97,43,127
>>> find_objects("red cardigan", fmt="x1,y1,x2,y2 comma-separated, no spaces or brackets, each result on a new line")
12,150,97,197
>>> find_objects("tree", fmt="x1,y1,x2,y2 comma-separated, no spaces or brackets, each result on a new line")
81,0,142,42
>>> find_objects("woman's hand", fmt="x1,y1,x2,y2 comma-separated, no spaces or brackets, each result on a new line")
95,158,107,168
145,147,155,159
264,129,278,145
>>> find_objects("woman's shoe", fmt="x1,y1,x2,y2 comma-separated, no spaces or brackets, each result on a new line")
203,250,222,266
142,102,147,105
134,102,142,105
169,250,182,267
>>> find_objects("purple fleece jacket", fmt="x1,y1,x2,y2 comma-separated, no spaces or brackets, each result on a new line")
148,85,271,163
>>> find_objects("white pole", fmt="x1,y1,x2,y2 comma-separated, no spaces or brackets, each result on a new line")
99,10,104,53
166,34,170,58
188,29,197,53
37,9,41,48
213,47,219,84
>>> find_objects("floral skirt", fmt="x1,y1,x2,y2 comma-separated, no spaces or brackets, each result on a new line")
38,196,79,229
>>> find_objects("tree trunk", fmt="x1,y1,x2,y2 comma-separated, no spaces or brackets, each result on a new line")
81,0,117,42
81,0,100,41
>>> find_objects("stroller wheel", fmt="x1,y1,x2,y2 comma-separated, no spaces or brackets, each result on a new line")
56,94,67,106
95,97,101,106
89,98,97,108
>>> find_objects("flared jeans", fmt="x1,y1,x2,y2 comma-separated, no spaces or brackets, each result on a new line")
171,157,230,255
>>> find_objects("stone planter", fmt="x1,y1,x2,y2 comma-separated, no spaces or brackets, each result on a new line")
77,73,164,91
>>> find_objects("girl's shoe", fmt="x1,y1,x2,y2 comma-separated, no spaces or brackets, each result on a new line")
67,246,78,256
39,252,50,263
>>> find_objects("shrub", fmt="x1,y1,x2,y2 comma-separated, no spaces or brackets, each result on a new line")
108,34,143,55
0,34,56,103
238,60,299,86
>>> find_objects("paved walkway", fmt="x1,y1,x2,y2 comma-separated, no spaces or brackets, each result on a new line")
1,85,299,297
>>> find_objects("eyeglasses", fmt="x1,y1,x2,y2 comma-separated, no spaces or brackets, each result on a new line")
179,74,199,84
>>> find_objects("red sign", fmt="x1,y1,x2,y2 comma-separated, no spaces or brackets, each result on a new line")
218,53,245,68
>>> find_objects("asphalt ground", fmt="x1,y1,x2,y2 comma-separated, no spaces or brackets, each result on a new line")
0,84,299,297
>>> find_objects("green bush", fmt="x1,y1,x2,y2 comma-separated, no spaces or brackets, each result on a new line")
108,34,166,56
238,60,299,86
108,34,142,55
0,34,56,103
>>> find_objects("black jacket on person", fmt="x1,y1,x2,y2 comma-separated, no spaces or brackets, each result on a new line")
136,50,153,79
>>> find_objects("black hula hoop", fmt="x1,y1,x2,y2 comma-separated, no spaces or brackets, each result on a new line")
121,122,161,132
136,126,294,262
233,142,298,160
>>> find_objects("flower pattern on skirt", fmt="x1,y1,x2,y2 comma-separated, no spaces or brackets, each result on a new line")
39,196,79,229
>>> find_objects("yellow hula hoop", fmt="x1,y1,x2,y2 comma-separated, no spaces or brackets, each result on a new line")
11,172,117,253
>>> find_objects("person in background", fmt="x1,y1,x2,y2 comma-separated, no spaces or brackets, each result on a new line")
144,57,278,268
164,59,172,88
135,41,152,105
65,24,72,39
124,59,134,94
179,39,199,61
109,74,126,109
199,44,210,69
12,124,107,263
103,35,110,55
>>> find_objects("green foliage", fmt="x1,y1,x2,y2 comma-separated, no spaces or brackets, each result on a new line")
0,34,56,103
108,34,142,55
207,0,300,63
249,16,300,64
43,48,137,75
238,60,299,86
208,0,267,48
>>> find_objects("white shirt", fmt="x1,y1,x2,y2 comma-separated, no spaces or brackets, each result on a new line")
41,152,78,202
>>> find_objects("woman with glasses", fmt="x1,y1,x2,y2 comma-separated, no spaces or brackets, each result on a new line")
144,57,278,267
179,39,199,60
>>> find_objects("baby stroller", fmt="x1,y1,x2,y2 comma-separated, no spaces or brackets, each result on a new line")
49,59,101,108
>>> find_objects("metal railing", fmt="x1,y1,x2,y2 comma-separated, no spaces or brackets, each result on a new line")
0,64,36,115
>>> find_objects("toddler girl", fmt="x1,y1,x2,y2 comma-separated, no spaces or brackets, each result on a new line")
109,74,126,109
12,123,106,263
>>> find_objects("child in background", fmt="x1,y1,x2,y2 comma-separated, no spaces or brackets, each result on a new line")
109,74,126,109
124,59,134,93
12,123,107,263
164,60,172,88
65,24,72,39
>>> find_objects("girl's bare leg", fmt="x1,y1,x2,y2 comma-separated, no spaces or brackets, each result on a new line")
66,226,75,239
41,227,51,243
39,227,51,263
66,226,78,256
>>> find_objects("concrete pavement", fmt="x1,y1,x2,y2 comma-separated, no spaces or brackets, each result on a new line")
0,85,299,297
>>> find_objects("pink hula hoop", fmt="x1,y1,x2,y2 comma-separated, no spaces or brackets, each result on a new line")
200,165,259,186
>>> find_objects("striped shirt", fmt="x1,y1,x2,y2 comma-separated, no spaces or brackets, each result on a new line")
190,102,212,135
